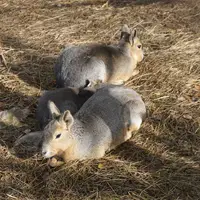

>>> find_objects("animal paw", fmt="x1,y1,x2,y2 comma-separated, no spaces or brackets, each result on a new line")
48,157,58,167
48,157,64,167
112,80,124,85
132,70,139,76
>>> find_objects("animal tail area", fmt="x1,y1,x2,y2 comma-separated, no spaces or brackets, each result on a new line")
81,79,103,89
122,100,144,132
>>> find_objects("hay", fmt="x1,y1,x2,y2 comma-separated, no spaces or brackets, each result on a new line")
0,0,200,199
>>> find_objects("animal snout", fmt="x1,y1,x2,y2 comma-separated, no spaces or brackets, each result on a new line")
42,147,55,158
139,51,144,62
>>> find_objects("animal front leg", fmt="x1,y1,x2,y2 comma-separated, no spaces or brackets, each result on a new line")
48,156,65,167
132,69,139,76
111,80,124,85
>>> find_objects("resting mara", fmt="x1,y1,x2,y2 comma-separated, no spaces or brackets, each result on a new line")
55,24,144,88
13,85,95,157
42,85,146,167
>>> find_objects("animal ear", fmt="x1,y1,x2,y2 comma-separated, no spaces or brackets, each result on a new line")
48,100,61,119
121,24,130,34
129,29,137,46
120,24,133,45
132,29,137,39
61,110,74,128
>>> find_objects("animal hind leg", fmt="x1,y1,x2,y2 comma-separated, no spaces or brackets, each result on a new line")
123,101,143,140
124,117,142,141
90,146,106,159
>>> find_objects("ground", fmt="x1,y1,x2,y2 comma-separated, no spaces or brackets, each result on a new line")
0,0,200,199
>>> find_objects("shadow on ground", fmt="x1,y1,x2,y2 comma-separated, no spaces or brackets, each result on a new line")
109,0,177,6
0,34,57,90
48,0,178,8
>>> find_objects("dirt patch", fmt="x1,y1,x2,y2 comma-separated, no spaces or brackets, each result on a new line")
0,0,200,199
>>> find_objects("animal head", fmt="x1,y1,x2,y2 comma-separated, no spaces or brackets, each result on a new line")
120,24,144,63
42,101,74,158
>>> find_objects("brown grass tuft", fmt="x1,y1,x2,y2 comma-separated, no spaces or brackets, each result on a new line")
0,0,200,199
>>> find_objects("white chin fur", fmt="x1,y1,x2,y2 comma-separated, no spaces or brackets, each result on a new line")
42,146,56,158
43,151,55,158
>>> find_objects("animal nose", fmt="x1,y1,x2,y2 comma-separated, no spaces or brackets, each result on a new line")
42,151,47,156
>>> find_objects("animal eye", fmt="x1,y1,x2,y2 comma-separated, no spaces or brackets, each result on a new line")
137,45,142,49
56,133,61,139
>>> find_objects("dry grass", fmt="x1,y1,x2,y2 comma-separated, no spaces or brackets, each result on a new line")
0,0,200,199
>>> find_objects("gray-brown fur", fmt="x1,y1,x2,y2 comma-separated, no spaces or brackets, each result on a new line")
36,86,95,129
55,25,143,88
42,85,146,165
